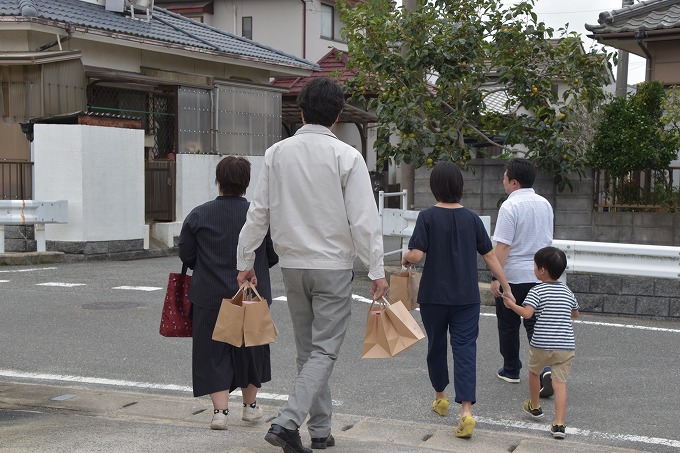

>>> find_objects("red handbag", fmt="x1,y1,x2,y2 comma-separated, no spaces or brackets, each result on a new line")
159,264,193,337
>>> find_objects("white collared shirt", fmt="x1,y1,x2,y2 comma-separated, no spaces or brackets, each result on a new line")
492,188,554,283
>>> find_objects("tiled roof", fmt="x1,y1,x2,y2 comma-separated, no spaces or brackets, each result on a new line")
483,89,515,114
0,0,318,71
585,0,680,35
271,48,355,97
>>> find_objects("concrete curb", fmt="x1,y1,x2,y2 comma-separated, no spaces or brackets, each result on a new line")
0,252,64,265
0,381,641,453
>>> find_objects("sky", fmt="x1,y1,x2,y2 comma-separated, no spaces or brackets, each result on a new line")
393,0,646,85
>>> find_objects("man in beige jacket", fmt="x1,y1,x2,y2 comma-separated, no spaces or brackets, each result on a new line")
237,77,388,453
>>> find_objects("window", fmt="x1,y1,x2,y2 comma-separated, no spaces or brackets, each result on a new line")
320,3,345,42
242,16,252,40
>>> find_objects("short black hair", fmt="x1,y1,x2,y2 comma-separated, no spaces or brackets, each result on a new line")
215,156,251,196
296,77,344,127
534,246,567,280
430,161,463,203
505,158,536,188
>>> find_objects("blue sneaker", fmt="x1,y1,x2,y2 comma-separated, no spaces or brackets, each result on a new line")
540,367,554,398
497,367,520,383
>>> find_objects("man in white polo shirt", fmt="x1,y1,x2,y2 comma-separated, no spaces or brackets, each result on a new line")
490,158,554,393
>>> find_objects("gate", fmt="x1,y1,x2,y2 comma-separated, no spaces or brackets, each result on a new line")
145,160,175,222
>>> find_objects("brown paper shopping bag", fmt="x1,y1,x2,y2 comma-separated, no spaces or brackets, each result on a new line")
361,297,424,358
389,266,421,310
361,298,396,358
384,297,425,352
242,283,278,347
212,284,246,347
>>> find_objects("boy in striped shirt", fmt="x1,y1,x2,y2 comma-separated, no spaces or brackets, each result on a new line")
503,246,579,439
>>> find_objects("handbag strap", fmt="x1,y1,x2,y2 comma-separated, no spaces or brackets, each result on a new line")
181,264,188,275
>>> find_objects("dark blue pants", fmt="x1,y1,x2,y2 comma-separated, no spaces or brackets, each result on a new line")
420,303,480,404
495,282,537,375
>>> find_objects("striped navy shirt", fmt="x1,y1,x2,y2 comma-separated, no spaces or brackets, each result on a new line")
523,282,579,350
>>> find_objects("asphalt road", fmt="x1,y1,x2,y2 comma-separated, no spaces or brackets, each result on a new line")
1,256,679,452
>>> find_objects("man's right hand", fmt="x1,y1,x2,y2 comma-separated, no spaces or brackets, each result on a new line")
237,269,257,286
370,277,388,300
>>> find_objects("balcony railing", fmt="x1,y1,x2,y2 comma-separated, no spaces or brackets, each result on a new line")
0,161,33,200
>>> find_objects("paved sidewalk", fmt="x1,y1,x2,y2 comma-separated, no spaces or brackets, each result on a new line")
0,381,642,453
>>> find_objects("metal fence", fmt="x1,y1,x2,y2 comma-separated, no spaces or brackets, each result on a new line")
593,167,680,212
88,85,176,158
0,161,32,200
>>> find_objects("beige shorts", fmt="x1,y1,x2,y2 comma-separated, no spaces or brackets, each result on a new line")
528,347,575,383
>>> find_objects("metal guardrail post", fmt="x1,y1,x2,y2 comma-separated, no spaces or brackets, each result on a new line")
379,190,409,259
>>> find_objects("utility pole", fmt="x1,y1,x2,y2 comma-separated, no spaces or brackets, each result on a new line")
615,0,635,97
401,0,417,209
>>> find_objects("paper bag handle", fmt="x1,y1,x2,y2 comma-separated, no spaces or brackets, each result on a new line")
241,280,265,301
368,296,391,312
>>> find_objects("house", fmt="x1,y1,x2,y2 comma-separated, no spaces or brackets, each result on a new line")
0,0,318,254
585,0,680,86
156,1,384,184
155,0,362,63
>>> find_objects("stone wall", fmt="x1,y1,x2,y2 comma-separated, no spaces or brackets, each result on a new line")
414,158,680,319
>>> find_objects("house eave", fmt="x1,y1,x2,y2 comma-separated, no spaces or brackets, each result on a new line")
0,17,317,77
0,50,82,65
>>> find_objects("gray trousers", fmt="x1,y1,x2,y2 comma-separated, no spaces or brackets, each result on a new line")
275,268,353,438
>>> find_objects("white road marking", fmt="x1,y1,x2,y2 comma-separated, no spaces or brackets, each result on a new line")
0,369,341,406
0,267,57,273
0,280,9,283
476,415,680,449
112,286,162,292
36,282,86,287
280,295,680,333
480,312,680,333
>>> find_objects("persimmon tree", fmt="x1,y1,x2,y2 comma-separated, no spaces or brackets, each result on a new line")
337,0,612,191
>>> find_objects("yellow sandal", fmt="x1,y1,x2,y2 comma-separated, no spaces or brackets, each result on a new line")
455,415,476,438
432,397,449,416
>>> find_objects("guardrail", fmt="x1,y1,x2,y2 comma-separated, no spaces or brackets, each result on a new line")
379,190,490,259
553,240,680,280
0,200,68,253
379,191,680,280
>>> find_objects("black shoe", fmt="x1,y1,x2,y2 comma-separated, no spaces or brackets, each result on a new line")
311,434,335,449
551,423,566,439
497,367,520,383
540,367,554,398
265,424,312,453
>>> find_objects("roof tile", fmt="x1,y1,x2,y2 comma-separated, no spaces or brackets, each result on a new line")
0,0,318,70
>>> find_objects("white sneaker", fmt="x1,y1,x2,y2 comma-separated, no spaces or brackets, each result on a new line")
210,410,228,430
242,403,263,422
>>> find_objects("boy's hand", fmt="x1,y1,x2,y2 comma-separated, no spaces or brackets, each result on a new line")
502,291,516,308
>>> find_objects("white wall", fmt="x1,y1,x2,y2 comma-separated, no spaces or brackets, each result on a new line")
33,124,145,242
209,1,347,64
152,153,266,247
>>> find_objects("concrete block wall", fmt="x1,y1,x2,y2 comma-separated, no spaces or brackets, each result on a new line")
414,159,680,319
3,226,36,252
